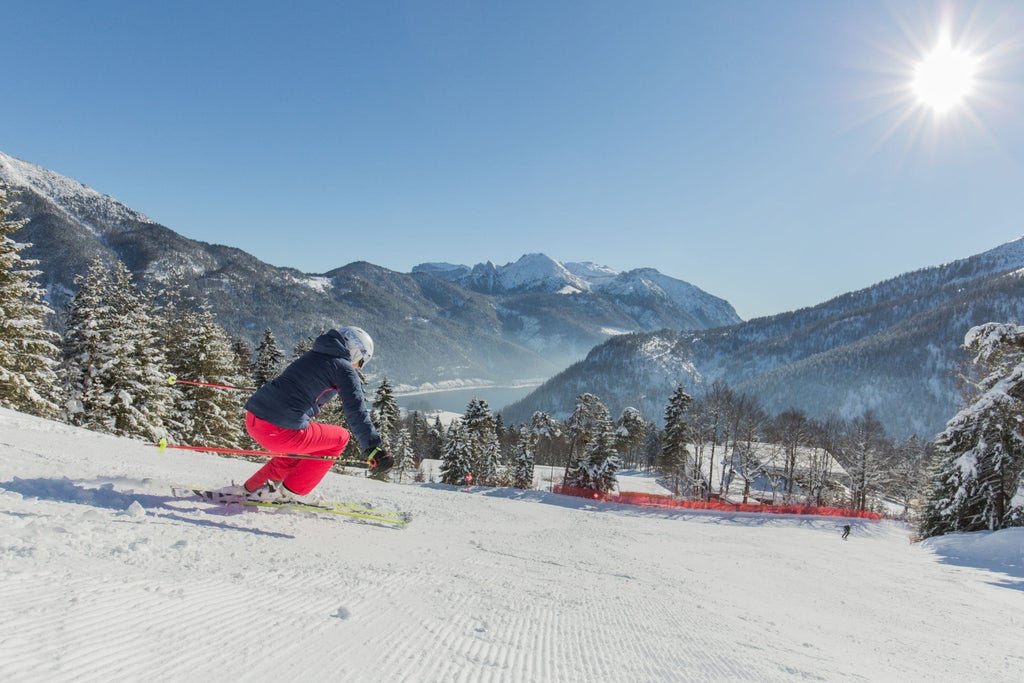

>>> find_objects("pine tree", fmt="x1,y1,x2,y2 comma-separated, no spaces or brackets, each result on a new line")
62,259,172,439
152,271,194,441
565,428,621,493
428,415,446,460
159,272,247,448
921,323,1024,538
393,426,416,483
440,420,473,486
372,376,400,450
530,410,562,468
0,183,60,417
61,258,107,424
408,411,435,465
660,384,694,496
616,407,648,469
565,393,607,474
463,397,503,485
252,328,284,387
564,393,620,493
511,427,536,489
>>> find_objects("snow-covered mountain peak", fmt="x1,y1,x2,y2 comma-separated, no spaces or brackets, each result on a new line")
496,253,590,293
564,261,620,286
411,252,742,327
0,149,151,232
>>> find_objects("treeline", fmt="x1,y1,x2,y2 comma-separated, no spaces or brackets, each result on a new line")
3,183,1021,536
406,381,933,516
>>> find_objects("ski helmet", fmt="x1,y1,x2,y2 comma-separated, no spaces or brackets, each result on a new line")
338,326,374,367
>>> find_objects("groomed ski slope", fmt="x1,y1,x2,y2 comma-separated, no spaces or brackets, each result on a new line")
1,407,1022,682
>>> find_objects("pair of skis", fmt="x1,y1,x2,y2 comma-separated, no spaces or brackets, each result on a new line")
171,486,411,528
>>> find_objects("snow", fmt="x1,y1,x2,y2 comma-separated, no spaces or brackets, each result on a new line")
0,151,151,231
293,275,333,293
2,406,1023,682
495,254,591,293
564,261,620,287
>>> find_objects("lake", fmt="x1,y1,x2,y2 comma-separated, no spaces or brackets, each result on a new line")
395,384,538,415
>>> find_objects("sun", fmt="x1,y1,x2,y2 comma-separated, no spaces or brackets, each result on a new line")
911,33,978,115
853,3,1022,159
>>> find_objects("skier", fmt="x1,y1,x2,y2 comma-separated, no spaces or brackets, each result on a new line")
227,326,392,502
841,524,851,540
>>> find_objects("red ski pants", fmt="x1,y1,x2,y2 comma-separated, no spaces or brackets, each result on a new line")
244,412,350,495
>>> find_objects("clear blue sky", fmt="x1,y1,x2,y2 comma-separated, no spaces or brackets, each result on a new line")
3,1,1023,320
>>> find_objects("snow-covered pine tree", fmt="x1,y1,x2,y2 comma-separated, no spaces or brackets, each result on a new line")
230,337,253,373
162,294,247,449
439,420,473,486
531,410,561,440
921,323,1024,538
530,410,563,468
565,427,621,493
511,426,536,489
152,270,194,441
0,183,60,417
371,376,400,451
62,259,172,440
462,397,503,486
393,426,416,483
61,259,107,424
616,407,648,469
564,393,620,493
660,384,694,496
565,393,607,474
252,328,284,387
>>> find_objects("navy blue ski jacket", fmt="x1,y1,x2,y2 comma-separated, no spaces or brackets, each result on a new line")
244,329,382,452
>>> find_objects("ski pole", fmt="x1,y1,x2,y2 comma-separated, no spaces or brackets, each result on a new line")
155,438,373,466
166,375,257,392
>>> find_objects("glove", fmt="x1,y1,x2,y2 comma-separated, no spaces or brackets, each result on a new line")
369,450,394,474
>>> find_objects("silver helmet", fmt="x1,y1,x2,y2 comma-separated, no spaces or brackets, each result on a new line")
338,326,374,367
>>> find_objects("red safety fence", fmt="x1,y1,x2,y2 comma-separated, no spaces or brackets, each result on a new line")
555,486,883,520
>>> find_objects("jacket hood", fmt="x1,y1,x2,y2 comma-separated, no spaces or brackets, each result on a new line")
312,329,353,362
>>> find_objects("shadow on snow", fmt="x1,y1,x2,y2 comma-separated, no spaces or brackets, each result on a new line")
0,476,295,539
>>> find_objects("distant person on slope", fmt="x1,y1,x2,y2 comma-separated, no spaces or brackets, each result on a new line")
228,326,392,502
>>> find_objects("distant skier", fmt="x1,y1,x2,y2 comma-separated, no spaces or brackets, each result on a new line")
841,524,851,540
224,326,392,502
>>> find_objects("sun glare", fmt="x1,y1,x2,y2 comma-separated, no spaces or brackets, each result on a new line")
911,34,978,115
854,3,1022,161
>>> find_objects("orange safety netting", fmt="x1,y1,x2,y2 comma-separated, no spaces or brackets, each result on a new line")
554,486,883,520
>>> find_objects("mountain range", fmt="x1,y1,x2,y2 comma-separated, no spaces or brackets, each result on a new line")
502,238,1024,438
4,149,1022,439
0,149,738,391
